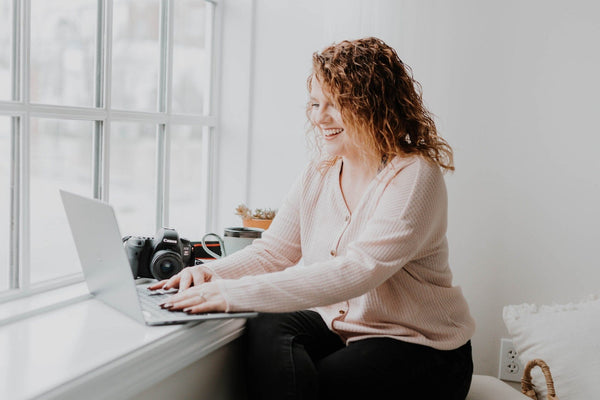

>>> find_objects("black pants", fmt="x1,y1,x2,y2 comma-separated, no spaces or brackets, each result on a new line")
244,311,473,400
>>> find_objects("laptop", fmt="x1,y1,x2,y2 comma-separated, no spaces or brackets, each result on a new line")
60,189,257,325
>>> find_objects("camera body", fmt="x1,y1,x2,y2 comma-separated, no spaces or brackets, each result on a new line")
123,227,194,280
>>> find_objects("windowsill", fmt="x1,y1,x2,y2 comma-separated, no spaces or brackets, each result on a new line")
0,283,247,400
0,281,91,327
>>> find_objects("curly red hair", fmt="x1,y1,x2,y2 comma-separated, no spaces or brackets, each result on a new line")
308,37,454,172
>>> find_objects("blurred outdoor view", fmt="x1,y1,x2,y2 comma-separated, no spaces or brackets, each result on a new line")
1,0,209,287
30,0,97,106
29,118,94,283
0,0,10,101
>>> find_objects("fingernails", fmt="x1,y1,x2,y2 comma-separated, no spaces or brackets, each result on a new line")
183,308,192,313
160,303,172,309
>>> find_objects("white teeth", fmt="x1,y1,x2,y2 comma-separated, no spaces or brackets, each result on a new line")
323,128,344,137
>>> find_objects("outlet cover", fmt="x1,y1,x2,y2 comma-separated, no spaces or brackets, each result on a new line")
498,338,523,382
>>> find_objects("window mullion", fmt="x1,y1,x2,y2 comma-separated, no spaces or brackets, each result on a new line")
19,0,31,290
93,0,106,200
8,0,21,290
9,117,20,290
102,0,114,202
202,1,218,232
156,0,174,230
11,0,20,102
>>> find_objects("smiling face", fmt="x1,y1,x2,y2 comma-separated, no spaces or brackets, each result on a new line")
309,76,359,160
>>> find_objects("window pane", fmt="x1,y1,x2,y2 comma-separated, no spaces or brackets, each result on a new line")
172,0,207,115
169,125,204,240
0,0,11,100
112,0,160,111
30,119,93,284
110,122,156,237
0,117,10,290
30,0,96,106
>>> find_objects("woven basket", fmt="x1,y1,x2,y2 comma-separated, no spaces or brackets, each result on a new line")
521,359,559,400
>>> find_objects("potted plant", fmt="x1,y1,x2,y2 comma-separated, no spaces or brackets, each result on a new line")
235,203,277,230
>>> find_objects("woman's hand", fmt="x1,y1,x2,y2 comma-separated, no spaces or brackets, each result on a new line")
159,282,227,314
147,265,213,292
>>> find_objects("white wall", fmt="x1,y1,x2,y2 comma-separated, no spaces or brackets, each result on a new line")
218,0,600,376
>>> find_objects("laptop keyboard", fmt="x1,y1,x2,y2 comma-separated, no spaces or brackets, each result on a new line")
136,285,190,319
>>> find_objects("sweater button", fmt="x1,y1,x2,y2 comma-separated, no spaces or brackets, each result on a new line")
330,250,336,256
345,215,350,222
339,310,346,315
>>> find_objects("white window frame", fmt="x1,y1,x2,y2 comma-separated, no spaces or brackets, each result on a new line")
0,0,222,301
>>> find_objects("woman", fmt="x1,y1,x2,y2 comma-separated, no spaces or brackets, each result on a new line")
151,37,475,400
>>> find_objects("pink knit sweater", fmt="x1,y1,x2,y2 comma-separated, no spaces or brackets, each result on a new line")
210,155,475,350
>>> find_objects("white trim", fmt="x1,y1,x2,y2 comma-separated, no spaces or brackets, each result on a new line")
9,116,20,289
244,0,257,205
0,272,84,306
29,103,107,120
167,113,218,125
0,103,218,125
20,0,31,289
156,124,168,228
0,101,22,115
101,0,114,202
35,318,246,400
165,0,174,116
0,283,247,400
92,0,104,200
213,0,255,231
201,126,214,231
11,0,20,101
0,292,92,328
203,0,219,232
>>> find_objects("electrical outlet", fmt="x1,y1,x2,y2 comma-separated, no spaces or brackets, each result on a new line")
498,338,523,382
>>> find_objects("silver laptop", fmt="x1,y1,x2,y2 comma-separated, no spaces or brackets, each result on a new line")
60,189,257,325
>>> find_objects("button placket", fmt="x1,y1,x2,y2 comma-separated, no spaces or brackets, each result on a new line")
331,302,349,334
331,213,351,258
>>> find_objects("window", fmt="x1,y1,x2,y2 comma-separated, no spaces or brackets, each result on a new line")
0,0,11,100
1,0,218,298
0,117,9,291
111,0,160,111
110,121,157,236
29,118,94,284
30,0,97,106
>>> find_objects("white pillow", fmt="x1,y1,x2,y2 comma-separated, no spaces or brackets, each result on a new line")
503,295,600,400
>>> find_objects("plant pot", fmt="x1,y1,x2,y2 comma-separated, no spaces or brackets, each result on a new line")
242,218,272,230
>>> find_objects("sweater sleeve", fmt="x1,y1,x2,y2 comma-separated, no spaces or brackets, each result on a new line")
203,168,305,280
216,159,449,312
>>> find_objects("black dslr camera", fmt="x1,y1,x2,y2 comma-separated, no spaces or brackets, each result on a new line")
123,227,194,280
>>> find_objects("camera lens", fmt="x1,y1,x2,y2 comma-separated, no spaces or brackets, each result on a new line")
150,250,184,280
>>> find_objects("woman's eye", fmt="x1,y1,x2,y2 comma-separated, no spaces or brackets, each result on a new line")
310,103,319,109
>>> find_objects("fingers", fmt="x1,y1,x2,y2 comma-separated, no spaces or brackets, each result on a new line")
147,279,169,290
178,269,192,291
148,267,212,291
162,286,202,306
162,295,206,310
161,274,181,290
177,267,211,292
181,301,223,314
160,283,226,313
